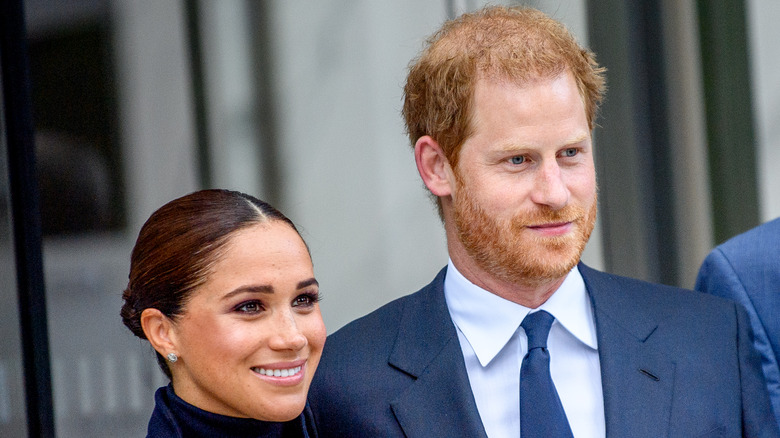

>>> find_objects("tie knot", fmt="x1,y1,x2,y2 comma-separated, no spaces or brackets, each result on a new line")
521,310,555,350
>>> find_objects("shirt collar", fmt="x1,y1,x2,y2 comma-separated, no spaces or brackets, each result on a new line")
444,260,597,367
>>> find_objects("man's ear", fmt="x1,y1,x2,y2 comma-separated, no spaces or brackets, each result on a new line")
414,135,455,197
141,308,178,358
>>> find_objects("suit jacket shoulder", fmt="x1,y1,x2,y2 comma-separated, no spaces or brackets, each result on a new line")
308,267,487,438
580,264,779,437
695,217,780,427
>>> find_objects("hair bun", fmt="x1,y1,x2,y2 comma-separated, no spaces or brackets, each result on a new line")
120,287,147,340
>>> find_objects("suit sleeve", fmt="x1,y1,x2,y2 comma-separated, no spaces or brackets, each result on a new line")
697,249,780,428
732,296,780,436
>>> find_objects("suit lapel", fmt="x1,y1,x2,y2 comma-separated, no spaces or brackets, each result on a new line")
580,264,675,437
388,268,488,438
386,264,678,437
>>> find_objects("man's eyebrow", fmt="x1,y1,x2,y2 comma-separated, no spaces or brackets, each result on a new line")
497,132,589,152
494,133,589,154
563,133,589,146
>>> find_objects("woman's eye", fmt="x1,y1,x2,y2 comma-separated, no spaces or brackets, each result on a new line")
562,148,578,157
292,292,320,308
236,301,263,313
509,156,525,165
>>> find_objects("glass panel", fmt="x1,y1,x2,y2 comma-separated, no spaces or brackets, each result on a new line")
27,10,125,237
0,71,28,437
25,1,164,435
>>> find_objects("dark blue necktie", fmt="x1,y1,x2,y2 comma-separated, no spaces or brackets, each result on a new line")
520,310,574,438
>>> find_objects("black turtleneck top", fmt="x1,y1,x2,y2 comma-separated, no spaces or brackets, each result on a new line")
146,384,317,438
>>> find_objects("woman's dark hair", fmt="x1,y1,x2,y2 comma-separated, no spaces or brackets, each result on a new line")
120,189,302,378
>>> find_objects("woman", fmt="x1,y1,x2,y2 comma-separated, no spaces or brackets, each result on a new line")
121,189,325,437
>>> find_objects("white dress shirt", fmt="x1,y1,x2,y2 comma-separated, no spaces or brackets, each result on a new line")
444,260,605,438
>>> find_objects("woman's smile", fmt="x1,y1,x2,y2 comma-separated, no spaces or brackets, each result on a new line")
252,359,308,386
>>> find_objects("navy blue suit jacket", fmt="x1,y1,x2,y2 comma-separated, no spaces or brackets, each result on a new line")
309,264,778,437
696,217,780,427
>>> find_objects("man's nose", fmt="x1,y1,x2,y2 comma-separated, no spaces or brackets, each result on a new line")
529,160,569,210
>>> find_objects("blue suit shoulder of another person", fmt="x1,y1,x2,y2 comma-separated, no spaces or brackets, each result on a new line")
696,217,780,427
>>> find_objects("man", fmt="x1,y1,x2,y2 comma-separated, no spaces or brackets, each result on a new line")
308,6,778,437
696,217,780,428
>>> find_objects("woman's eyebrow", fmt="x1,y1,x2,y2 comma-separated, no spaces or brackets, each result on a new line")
297,278,319,289
223,285,274,299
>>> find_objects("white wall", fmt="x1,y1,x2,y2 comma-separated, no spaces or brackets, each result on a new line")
747,0,780,222
266,1,449,331
113,0,199,231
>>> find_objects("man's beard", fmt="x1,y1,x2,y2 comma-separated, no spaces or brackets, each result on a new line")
453,180,597,288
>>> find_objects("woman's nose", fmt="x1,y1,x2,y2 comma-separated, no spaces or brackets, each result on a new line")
268,311,307,351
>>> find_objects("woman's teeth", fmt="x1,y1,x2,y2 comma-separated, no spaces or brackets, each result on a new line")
253,366,302,377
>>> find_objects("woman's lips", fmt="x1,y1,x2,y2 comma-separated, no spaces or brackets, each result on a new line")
251,360,307,386
254,365,302,378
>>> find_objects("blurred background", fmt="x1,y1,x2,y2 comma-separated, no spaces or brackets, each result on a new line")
1,0,779,436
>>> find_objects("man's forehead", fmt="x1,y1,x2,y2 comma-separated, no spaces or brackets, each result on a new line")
475,68,572,91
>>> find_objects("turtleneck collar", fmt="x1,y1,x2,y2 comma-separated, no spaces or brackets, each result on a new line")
146,384,315,438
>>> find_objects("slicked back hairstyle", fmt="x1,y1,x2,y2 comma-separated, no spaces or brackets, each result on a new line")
120,189,302,378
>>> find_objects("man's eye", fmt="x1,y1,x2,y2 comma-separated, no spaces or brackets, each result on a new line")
510,156,525,165
562,148,578,157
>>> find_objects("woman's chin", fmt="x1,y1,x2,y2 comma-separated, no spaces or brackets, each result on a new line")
248,394,308,422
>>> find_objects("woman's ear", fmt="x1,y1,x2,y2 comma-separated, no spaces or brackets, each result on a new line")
141,308,177,358
414,135,455,197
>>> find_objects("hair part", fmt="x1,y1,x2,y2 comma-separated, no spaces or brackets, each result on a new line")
120,189,301,378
